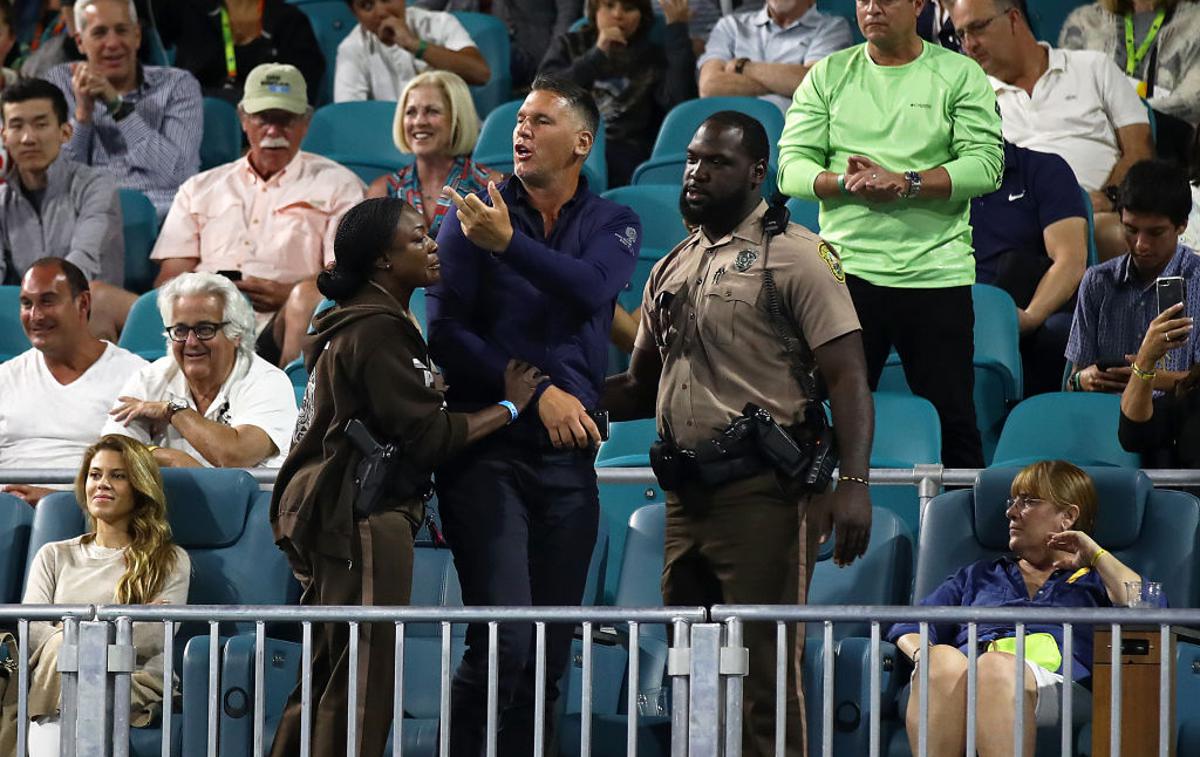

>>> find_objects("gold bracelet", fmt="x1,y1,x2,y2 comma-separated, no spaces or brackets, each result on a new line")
1130,362,1157,381
1091,547,1108,567
839,475,869,486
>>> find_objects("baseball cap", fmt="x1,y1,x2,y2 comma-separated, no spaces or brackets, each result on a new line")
240,64,308,115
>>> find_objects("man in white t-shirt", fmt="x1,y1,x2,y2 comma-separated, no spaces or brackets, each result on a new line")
949,0,1153,261
102,272,297,468
0,258,146,505
334,0,491,102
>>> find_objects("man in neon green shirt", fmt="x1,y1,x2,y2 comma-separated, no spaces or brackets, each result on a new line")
778,0,1003,468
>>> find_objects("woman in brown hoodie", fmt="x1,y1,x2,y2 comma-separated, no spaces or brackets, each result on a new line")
268,197,542,757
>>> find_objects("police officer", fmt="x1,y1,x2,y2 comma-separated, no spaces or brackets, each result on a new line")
427,75,640,756
604,111,874,757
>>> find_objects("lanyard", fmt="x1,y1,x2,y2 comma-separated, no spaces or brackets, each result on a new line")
1124,7,1166,77
218,0,265,83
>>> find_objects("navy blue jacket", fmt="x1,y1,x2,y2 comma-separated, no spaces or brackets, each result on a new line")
427,176,640,436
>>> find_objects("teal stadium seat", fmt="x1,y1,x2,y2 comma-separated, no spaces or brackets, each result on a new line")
473,99,609,192
631,97,785,192
295,1,356,105
1080,185,1099,267
301,100,412,184
200,97,242,172
0,492,33,603
119,188,160,294
0,285,29,362
785,195,820,233
119,289,167,362
451,12,512,120
869,391,941,535
877,284,1023,463
878,467,1200,756
991,392,1141,468
600,185,690,252
596,418,663,601
1029,0,1090,43
817,0,865,43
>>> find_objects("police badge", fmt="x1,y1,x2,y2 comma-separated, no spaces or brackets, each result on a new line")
734,249,758,272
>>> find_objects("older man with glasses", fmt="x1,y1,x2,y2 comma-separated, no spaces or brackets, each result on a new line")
150,62,365,368
102,271,298,469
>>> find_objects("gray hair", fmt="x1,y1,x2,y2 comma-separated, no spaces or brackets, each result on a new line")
158,272,257,362
75,0,138,32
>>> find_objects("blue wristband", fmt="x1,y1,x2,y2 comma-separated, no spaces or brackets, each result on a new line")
498,400,519,424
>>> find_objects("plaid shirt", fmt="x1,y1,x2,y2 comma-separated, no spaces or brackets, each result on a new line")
385,156,491,237
1066,243,1200,373
46,63,203,219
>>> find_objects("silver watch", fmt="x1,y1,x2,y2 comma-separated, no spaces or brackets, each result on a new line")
166,399,188,420
902,170,922,199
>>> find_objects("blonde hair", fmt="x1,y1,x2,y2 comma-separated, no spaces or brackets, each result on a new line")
392,71,480,157
75,434,180,605
1010,460,1098,534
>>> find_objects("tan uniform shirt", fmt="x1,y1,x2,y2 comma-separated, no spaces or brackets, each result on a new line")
635,201,861,449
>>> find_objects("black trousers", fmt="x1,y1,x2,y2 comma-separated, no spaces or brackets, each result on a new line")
436,438,600,757
846,275,984,468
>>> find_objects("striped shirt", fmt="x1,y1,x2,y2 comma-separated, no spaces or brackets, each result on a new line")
385,156,492,237
1066,243,1200,372
45,63,203,219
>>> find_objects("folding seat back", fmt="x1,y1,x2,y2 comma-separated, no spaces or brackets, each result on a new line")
992,392,1141,469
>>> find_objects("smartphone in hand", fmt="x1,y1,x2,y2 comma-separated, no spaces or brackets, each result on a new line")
217,270,243,282
1157,276,1185,314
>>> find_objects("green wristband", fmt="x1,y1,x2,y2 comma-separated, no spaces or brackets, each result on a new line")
415,38,428,59
836,173,848,195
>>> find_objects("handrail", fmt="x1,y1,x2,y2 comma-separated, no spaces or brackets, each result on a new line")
7,465,1200,488
710,604,1200,625
88,604,707,624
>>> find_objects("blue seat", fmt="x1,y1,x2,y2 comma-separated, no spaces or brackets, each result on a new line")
119,289,167,361
0,285,29,362
451,11,512,120
600,185,690,252
596,420,663,603
301,100,412,185
1080,185,1099,267
1028,0,1088,43
31,468,295,757
877,284,1023,463
991,392,1141,468
597,418,658,469
786,195,820,233
631,97,786,193
295,1,356,105
817,0,866,43
876,466,1200,756
616,253,664,316
473,99,608,192
200,97,241,172
119,189,159,294
869,392,941,536
0,493,33,603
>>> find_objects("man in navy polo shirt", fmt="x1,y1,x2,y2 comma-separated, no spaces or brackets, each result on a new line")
427,75,639,756
971,140,1088,395
1067,159,1200,394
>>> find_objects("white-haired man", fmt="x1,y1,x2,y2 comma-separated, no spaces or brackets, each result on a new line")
102,271,298,469
151,63,365,367
45,0,203,218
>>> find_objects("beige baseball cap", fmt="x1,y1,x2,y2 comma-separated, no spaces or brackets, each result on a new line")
240,64,308,115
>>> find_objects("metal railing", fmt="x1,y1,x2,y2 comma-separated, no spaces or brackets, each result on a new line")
4,604,1199,756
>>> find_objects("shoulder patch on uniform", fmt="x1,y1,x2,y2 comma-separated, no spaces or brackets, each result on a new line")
616,226,638,250
734,249,758,272
818,241,845,283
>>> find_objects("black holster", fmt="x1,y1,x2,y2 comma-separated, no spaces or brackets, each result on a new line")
345,419,433,519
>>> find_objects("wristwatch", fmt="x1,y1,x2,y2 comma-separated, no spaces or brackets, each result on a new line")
902,170,922,199
105,94,135,122
733,57,750,75
165,399,188,422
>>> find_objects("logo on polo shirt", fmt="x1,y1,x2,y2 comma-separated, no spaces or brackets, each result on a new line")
909,103,931,109
1008,191,1026,201
615,226,638,251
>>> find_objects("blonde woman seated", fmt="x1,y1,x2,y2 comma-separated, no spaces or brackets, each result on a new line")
367,70,497,238
0,435,190,755
886,460,1154,757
